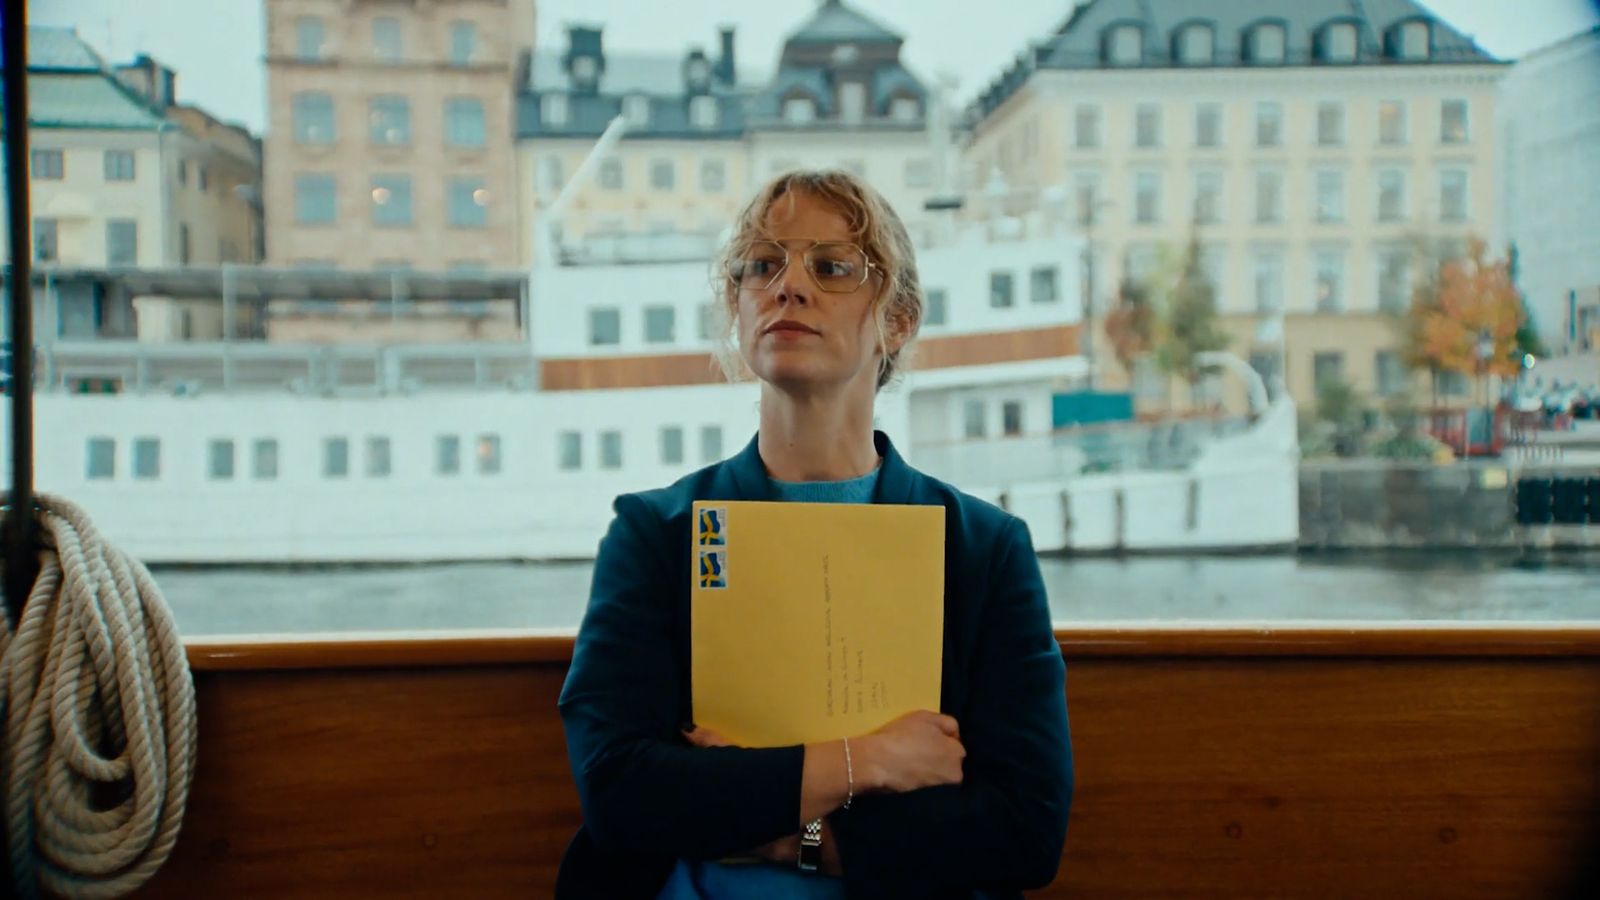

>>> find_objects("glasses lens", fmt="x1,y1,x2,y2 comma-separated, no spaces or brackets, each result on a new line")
807,243,867,292
729,242,787,289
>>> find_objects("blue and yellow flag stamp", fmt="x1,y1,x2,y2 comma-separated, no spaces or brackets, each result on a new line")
698,506,727,546
698,549,728,589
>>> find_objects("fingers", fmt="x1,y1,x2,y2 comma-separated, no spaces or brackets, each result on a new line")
683,725,732,748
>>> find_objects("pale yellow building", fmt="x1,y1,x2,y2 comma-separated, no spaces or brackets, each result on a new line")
962,0,1506,411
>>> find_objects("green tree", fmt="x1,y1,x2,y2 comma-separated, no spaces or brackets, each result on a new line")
1154,232,1230,403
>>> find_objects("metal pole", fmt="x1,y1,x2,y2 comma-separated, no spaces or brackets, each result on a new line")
2,0,41,635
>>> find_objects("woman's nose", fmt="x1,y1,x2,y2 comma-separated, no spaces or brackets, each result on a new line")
775,262,810,306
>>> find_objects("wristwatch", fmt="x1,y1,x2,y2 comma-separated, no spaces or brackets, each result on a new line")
797,817,824,872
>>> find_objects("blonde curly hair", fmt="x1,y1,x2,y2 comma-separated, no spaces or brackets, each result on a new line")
709,169,923,391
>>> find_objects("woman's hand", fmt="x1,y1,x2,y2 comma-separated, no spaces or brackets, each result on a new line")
683,725,732,749
853,710,965,794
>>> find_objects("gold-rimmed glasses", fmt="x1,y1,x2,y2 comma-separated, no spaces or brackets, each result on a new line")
725,240,880,293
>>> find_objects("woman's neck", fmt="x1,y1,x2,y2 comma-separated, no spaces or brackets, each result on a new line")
757,385,879,483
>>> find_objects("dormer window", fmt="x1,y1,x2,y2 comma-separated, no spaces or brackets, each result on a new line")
1107,25,1143,66
783,97,816,125
1398,21,1430,60
1249,24,1286,64
1321,23,1358,62
690,95,718,129
832,44,859,66
840,83,866,124
623,95,651,127
890,97,920,122
542,94,569,127
572,55,598,86
686,57,711,90
1177,25,1214,65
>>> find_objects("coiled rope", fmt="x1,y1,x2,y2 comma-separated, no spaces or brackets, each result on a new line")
0,493,195,897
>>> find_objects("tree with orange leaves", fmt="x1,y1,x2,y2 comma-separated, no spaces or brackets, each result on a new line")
1407,237,1525,400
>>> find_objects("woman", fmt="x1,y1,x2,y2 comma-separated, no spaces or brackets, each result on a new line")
556,170,1073,899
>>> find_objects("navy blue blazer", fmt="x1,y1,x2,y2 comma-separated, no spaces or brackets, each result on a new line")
556,431,1073,899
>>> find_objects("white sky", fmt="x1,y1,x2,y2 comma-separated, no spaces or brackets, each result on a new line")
26,0,1600,133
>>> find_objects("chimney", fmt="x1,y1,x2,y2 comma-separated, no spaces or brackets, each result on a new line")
115,54,177,111
563,25,605,95
716,26,736,86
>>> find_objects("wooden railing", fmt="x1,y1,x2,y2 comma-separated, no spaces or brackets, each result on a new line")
131,626,1600,898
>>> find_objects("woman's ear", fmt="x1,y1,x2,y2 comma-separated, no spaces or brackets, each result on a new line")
883,307,917,355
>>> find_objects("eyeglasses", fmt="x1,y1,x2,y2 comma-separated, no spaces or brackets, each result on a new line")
725,240,880,294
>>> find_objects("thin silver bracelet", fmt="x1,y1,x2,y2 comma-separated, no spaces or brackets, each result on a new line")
843,737,854,810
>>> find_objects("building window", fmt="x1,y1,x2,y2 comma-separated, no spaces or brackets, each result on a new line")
1440,370,1468,397
1108,24,1142,65
292,92,335,144
1316,102,1344,146
1126,245,1159,285
322,437,349,478
650,159,676,191
1135,171,1161,224
1313,352,1345,388
1322,23,1358,62
542,94,570,126
448,21,477,66
558,432,582,471
295,16,326,61
989,271,1014,308
890,97,920,122
1314,250,1346,313
253,439,278,479
445,98,486,149
1194,103,1221,148
1377,169,1407,222
437,435,461,475
1074,105,1101,149
365,436,391,477
1378,100,1406,145
30,149,63,180
904,158,933,188
196,164,209,192
86,438,115,480
477,435,501,474
1073,172,1102,225
132,438,159,480
1378,250,1411,312
1135,103,1161,148
1254,170,1283,224
783,97,816,124
660,427,684,465
178,225,192,265
295,173,336,224
103,150,136,181
599,158,624,190
369,96,411,145
32,218,58,262
1439,170,1468,222
1253,252,1284,313
209,439,235,480
698,158,726,193
106,219,138,266
623,94,651,127
1030,267,1059,304
690,95,718,129
700,426,723,463
925,288,948,326
1193,171,1222,224
448,177,488,227
589,308,621,345
373,17,403,62
1314,170,1345,223
1376,350,1406,396
1002,400,1024,437
1178,25,1214,64
1398,21,1430,60
177,160,188,186
370,174,413,226
1255,102,1283,147
1250,24,1286,63
839,82,866,123
645,306,676,343
1440,99,1469,144
962,398,986,438
600,431,623,470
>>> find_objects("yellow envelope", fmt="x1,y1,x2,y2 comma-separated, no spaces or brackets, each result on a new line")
691,500,945,748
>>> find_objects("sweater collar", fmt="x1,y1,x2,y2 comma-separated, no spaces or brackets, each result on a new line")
725,430,916,505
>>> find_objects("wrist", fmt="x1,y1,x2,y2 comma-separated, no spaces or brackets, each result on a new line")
850,734,884,793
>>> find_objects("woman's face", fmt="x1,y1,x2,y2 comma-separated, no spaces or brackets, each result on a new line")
733,190,899,398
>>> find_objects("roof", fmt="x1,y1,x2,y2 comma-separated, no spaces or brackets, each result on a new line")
19,73,168,130
515,91,748,140
530,50,735,95
22,27,105,72
785,0,901,46
972,0,1500,123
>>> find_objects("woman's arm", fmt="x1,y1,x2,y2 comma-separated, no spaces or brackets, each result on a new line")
828,517,1075,896
559,494,806,859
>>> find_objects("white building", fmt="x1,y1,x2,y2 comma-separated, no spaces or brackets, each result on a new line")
1496,25,1600,352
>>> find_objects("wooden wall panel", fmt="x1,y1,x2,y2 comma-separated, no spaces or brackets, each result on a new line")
130,631,1600,898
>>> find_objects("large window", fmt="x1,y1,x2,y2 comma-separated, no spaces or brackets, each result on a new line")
445,98,486,149
106,220,138,265
558,432,582,471
1193,171,1222,224
1316,102,1344,147
294,173,337,224
324,437,350,478
1135,171,1162,224
962,399,986,438
599,158,625,190
1377,169,1407,222
989,272,1014,308
1252,252,1284,313
1030,267,1059,304
600,432,624,470
295,17,325,61
1108,24,1142,65
373,17,403,62
31,149,63,180
1074,105,1101,149
33,218,58,262
448,21,477,66
1135,104,1162,148
1398,21,1430,60
1378,250,1411,312
644,306,676,343
209,439,235,480
589,308,621,345
370,96,411,145
1250,24,1286,63
839,82,866,124
700,159,726,192
1254,170,1283,224
104,150,136,181
1439,170,1469,222
1314,250,1346,313
1322,23,1358,62
1315,170,1345,224
437,435,462,475
133,438,160,480
253,439,279,480
542,94,570,126
925,288,948,327
650,159,676,191
1313,352,1345,388
1194,103,1221,148
660,427,684,465
366,437,392,477
293,93,334,144
448,177,488,227
86,438,115,480
691,96,719,129
1376,351,1407,396
370,174,413,226
1177,25,1214,65
1255,102,1283,147
477,435,501,475
1440,99,1469,144
783,97,816,124
700,426,723,464
1378,101,1407,145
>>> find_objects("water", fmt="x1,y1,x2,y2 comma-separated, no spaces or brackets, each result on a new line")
152,551,1600,637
